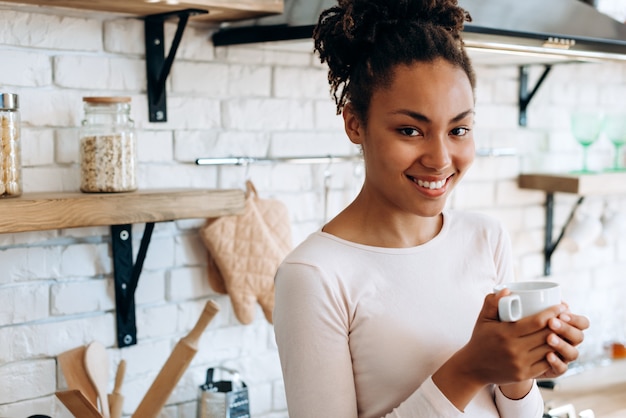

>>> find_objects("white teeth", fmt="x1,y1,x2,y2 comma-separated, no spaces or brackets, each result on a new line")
416,179,446,190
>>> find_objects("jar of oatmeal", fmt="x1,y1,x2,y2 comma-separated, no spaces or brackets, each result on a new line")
80,97,137,193
0,93,22,198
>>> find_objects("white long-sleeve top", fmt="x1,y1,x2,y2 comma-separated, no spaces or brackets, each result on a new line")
273,210,544,418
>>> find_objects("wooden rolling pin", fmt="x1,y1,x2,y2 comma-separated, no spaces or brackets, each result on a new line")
108,359,126,418
132,300,220,418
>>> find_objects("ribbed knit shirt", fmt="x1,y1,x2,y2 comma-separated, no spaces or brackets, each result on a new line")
274,210,544,418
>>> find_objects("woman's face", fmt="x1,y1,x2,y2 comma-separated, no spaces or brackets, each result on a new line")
344,58,475,219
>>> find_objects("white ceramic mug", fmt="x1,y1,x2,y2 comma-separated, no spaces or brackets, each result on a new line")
495,281,561,322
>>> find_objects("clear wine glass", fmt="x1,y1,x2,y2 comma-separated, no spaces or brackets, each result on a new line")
603,112,626,171
570,110,604,173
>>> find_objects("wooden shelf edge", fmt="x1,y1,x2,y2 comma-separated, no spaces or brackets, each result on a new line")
2,0,284,23
518,172,626,195
0,188,245,234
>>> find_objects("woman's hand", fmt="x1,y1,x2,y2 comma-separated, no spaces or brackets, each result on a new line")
433,290,563,409
537,308,590,379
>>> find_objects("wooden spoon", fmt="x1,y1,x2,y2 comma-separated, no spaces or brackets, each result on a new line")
57,345,98,408
84,341,111,418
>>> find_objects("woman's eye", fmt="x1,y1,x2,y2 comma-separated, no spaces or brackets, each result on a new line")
399,127,419,137
450,127,470,137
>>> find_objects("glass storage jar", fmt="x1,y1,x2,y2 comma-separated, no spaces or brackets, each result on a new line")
0,93,22,198
80,96,137,193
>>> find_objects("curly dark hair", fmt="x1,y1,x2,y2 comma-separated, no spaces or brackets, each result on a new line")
313,0,476,120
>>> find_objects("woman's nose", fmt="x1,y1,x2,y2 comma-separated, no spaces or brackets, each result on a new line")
421,136,452,170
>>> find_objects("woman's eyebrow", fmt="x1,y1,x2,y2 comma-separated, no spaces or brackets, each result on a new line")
390,108,474,123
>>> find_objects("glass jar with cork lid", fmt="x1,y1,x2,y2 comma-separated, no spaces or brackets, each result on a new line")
80,96,137,193
0,92,22,198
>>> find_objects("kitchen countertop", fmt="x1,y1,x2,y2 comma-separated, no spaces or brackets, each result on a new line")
540,359,626,417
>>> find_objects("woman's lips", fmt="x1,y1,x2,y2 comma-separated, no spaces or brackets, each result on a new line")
407,175,451,191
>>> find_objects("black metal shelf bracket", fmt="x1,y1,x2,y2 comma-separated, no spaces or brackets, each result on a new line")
543,193,585,276
144,8,208,122
111,222,155,347
518,64,552,127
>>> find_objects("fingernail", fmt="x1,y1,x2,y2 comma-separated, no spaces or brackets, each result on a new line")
560,313,571,322
551,318,562,329
549,334,559,346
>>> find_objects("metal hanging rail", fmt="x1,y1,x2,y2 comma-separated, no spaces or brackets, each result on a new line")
195,155,363,166
195,148,516,166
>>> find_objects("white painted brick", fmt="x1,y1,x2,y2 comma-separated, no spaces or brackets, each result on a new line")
168,266,213,301
61,225,109,239
138,163,218,189
228,64,272,97
0,314,115,363
140,236,176,270
55,127,80,164
174,234,206,266
136,303,179,339
269,131,353,157
222,98,314,131
60,243,110,277
135,97,221,130
0,10,101,51
0,283,49,324
104,18,144,55
450,181,495,209
195,130,270,160
137,130,174,162
492,78,518,104
23,166,79,192
473,103,518,129
0,245,61,284
273,66,328,99
224,45,313,67
135,269,166,305
50,278,114,315
0,359,56,404
120,338,172,376
173,130,220,162
18,88,84,127
0,230,59,247
0,49,52,87
54,55,145,90
496,179,545,207
22,128,55,166
176,218,206,230
314,99,344,130
172,61,229,96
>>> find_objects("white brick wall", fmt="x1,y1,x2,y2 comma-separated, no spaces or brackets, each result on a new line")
1,1,626,417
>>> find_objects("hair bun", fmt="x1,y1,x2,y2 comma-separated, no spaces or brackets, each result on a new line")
314,0,474,115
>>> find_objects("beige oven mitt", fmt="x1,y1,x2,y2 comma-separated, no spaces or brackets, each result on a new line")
200,181,292,324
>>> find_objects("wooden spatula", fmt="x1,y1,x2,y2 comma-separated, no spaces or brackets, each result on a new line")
58,345,98,408
84,341,111,418
56,389,103,418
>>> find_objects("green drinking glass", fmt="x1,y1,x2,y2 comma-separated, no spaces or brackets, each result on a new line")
570,110,604,173
604,113,626,171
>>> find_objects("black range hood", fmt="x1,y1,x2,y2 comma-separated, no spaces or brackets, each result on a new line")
213,0,626,64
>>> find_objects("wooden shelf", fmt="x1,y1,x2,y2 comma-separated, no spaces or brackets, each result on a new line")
518,171,626,195
1,0,283,23
0,188,245,234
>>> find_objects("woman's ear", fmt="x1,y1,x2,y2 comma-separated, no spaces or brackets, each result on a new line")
343,103,364,145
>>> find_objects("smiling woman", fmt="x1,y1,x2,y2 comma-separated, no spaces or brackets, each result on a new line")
272,0,590,417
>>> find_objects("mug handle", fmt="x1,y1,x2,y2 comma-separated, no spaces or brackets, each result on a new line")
498,294,522,322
